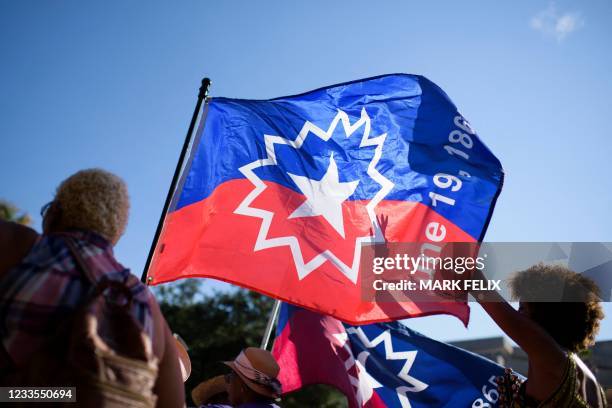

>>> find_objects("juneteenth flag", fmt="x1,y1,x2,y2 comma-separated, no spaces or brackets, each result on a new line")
146,74,503,324
272,304,511,408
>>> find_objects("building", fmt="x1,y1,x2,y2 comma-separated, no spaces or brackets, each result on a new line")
451,337,612,389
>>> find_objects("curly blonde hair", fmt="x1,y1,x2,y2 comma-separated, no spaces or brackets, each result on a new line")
54,168,129,243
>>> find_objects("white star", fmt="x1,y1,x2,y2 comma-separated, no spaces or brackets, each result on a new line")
234,109,393,282
347,327,428,408
287,154,359,238
332,332,381,407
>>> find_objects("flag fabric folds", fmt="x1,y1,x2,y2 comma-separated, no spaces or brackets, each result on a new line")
272,304,509,408
147,74,504,325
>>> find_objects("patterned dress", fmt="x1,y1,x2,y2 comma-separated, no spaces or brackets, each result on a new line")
496,354,608,407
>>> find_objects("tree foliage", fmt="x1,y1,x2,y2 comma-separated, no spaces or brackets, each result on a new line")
0,199,32,225
155,280,347,407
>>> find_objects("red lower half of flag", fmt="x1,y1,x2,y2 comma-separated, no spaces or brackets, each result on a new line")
148,179,473,325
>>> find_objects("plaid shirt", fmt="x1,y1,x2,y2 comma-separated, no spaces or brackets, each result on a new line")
0,230,154,368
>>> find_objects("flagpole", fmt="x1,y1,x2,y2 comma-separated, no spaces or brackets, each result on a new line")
141,77,211,284
260,299,282,350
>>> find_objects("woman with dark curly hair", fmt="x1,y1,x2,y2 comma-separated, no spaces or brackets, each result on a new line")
473,263,607,407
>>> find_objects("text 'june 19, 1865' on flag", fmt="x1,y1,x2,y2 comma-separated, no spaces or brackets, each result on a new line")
146,74,504,325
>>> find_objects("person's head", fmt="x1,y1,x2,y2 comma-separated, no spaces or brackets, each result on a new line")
42,168,129,245
510,263,604,352
223,347,282,406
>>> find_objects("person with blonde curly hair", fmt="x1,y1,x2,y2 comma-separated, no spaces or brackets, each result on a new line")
472,263,607,407
0,169,185,407
41,168,130,244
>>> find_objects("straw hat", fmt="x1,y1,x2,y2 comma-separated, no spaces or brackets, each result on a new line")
191,375,226,406
223,347,282,399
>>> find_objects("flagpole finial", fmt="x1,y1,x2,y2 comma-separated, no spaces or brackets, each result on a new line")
199,78,211,98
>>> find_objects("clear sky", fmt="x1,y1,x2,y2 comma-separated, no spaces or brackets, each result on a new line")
1,0,611,342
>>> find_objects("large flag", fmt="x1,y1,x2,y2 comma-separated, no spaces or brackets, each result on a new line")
272,304,510,408
147,74,503,324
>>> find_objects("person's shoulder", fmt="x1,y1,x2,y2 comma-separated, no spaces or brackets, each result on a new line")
0,220,39,245
0,221,40,274
123,271,156,299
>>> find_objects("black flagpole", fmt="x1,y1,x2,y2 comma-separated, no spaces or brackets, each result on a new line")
141,77,211,284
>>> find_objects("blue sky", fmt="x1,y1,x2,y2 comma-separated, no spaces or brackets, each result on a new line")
1,0,611,342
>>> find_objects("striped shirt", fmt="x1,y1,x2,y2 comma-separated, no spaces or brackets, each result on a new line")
0,230,154,368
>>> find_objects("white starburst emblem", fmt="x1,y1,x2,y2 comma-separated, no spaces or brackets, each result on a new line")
234,108,394,283
347,327,429,408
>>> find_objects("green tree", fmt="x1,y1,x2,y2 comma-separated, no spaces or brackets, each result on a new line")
0,199,32,225
156,282,347,407
154,279,203,307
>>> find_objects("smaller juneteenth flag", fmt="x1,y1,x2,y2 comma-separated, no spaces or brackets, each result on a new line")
147,74,503,325
272,303,515,408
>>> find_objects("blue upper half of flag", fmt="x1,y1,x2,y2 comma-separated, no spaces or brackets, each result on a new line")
176,74,504,240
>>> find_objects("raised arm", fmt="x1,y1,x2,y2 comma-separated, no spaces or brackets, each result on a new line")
471,268,566,371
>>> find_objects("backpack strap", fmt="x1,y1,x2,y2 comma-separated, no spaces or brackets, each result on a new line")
63,235,133,307
63,236,98,285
